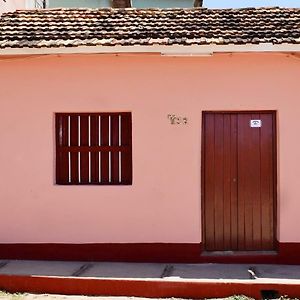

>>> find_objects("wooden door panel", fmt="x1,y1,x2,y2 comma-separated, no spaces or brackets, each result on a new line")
203,111,276,251
214,114,225,250
260,113,275,250
230,114,239,250
203,113,216,250
251,113,263,250
223,114,233,251
237,113,262,250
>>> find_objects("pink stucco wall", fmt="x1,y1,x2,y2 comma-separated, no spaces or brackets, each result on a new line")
0,53,299,244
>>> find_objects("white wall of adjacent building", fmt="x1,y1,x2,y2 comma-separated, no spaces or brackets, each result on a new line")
0,0,196,14
0,0,26,14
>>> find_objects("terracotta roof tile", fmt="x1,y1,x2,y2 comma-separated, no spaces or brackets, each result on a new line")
0,7,299,49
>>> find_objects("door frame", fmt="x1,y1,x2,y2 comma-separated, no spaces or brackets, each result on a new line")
201,110,278,252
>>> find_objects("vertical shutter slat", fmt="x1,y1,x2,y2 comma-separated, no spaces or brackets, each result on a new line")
101,115,109,184
70,115,79,184
56,114,69,184
80,115,89,183
121,113,132,184
111,114,120,183
90,115,99,183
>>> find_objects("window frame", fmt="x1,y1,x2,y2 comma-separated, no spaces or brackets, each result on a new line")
55,112,132,185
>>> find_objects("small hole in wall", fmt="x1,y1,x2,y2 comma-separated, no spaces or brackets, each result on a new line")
260,290,280,299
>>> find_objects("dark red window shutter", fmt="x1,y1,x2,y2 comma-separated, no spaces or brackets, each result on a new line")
56,112,132,185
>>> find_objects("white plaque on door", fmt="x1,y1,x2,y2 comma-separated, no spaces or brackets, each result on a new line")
250,120,262,128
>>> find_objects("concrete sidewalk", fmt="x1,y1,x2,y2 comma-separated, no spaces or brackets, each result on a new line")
0,260,300,298
0,260,300,281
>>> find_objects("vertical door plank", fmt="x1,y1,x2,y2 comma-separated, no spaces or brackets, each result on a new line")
203,113,216,251
237,113,267,250
79,115,89,184
121,113,132,184
56,114,69,184
260,113,275,250
230,114,238,250
90,115,99,184
111,114,120,184
251,113,263,250
223,114,232,250
70,115,79,184
214,114,225,250
237,114,249,250
243,113,261,250
101,115,110,184
243,114,254,250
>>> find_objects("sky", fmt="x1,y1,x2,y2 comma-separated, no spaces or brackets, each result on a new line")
206,0,300,8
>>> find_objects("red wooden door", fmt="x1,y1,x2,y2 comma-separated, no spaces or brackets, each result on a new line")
202,112,276,251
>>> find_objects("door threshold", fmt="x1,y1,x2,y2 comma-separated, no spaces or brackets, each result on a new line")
202,250,278,257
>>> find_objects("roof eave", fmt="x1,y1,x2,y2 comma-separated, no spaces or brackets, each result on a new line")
0,43,300,55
